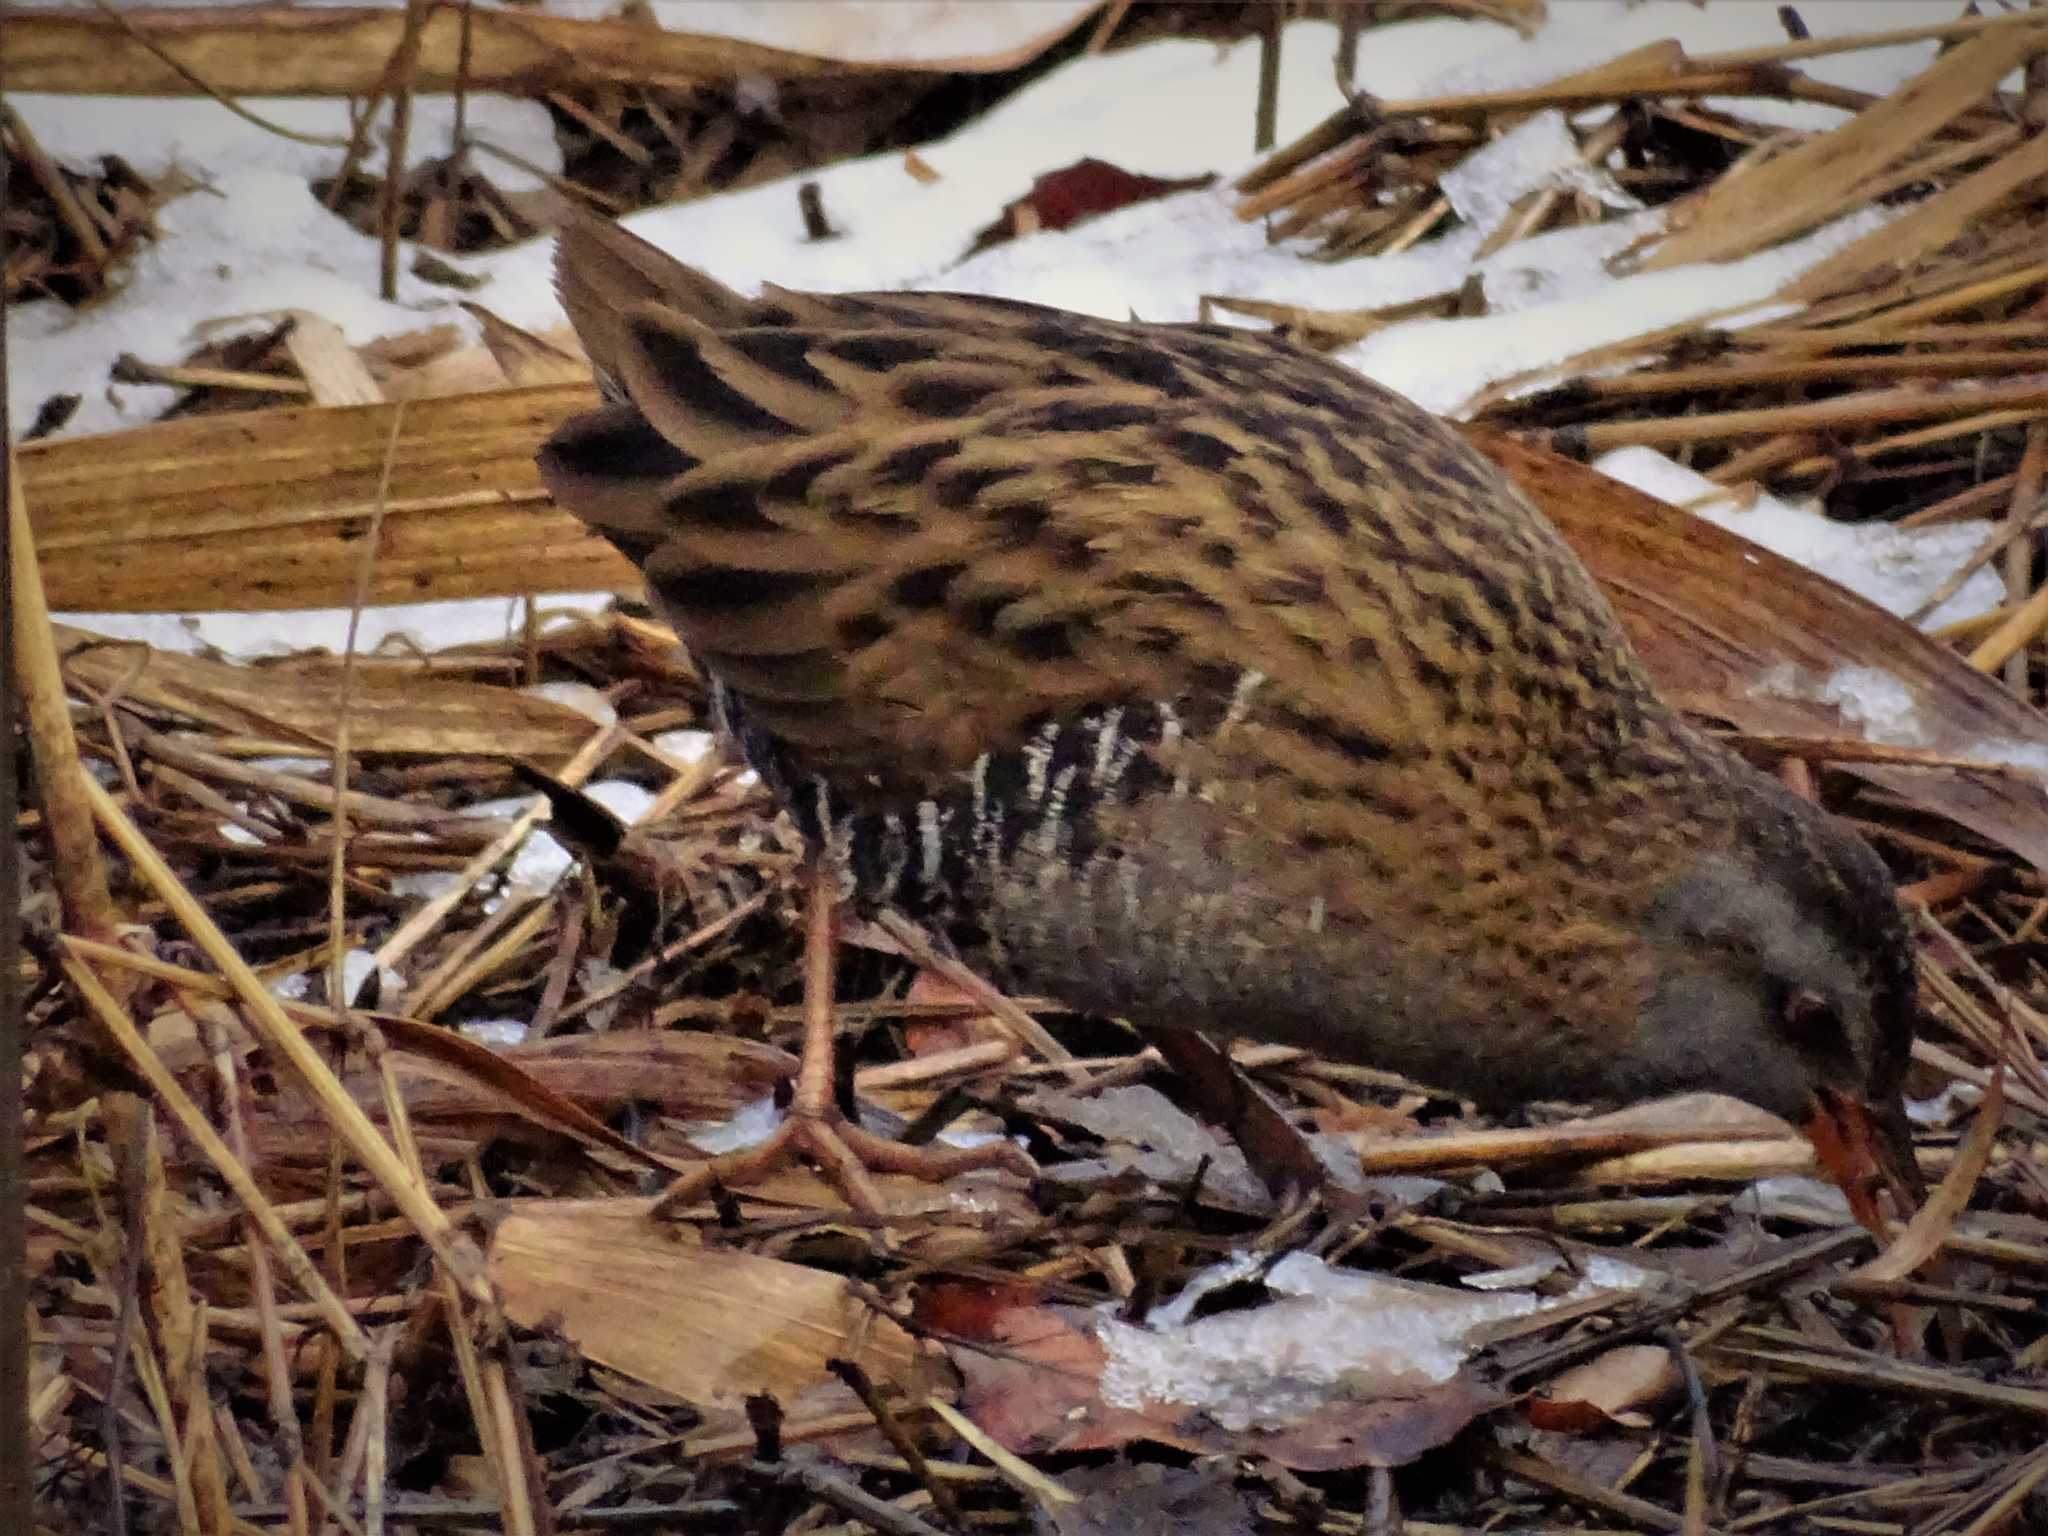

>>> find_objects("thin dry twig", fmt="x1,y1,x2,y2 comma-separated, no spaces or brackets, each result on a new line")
83,0,351,148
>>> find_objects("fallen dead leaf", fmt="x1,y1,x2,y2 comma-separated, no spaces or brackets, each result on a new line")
967,158,1215,257
488,1198,952,1410
1470,427,2048,870
1526,1344,1681,1431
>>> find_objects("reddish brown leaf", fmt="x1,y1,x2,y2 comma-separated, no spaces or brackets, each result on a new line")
1526,1344,1681,1431
968,158,1215,255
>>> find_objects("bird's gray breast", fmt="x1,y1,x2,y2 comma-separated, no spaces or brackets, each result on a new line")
717,680,1451,1050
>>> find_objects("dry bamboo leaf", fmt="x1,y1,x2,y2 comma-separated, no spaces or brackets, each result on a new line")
4,5,947,97
1849,1068,2004,1285
282,313,384,407
297,1031,798,1164
1468,428,2048,870
1641,23,2048,270
326,1015,696,1175
53,622,597,757
487,1199,951,1409
21,384,632,612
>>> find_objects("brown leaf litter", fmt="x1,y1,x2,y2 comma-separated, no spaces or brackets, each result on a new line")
0,101,163,312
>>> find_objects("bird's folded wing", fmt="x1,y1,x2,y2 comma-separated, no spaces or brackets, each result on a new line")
540,218,1450,794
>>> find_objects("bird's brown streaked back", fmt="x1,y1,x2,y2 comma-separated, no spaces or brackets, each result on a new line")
539,213,1920,1213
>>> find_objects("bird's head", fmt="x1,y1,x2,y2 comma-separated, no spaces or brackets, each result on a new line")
1631,782,1922,1234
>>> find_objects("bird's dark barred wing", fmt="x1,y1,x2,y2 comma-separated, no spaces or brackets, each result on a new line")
539,213,1653,816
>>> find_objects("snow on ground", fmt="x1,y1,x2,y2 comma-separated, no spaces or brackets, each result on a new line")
1095,1246,1654,1432
13,0,2013,664
11,91,562,441
1751,662,1934,748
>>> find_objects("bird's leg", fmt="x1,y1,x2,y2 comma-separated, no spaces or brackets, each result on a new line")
790,858,854,1120
653,864,1033,1219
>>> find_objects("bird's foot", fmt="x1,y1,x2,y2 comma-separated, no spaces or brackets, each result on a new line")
654,865,1035,1219
654,1101,1034,1219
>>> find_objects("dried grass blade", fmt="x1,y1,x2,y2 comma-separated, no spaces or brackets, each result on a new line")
1642,23,2048,270
371,804,545,967
1789,128,2048,301
77,773,492,1304
11,452,123,946
1712,1340,2048,1417
1698,8,2048,68
926,1399,1078,1510
55,624,597,759
60,950,371,1360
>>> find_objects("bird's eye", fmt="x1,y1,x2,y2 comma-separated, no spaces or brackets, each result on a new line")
1779,986,1839,1042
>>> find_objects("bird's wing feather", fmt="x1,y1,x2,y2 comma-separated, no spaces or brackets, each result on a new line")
541,215,1632,797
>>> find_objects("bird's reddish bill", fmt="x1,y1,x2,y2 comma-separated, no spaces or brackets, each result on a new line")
1802,1088,1920,1239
